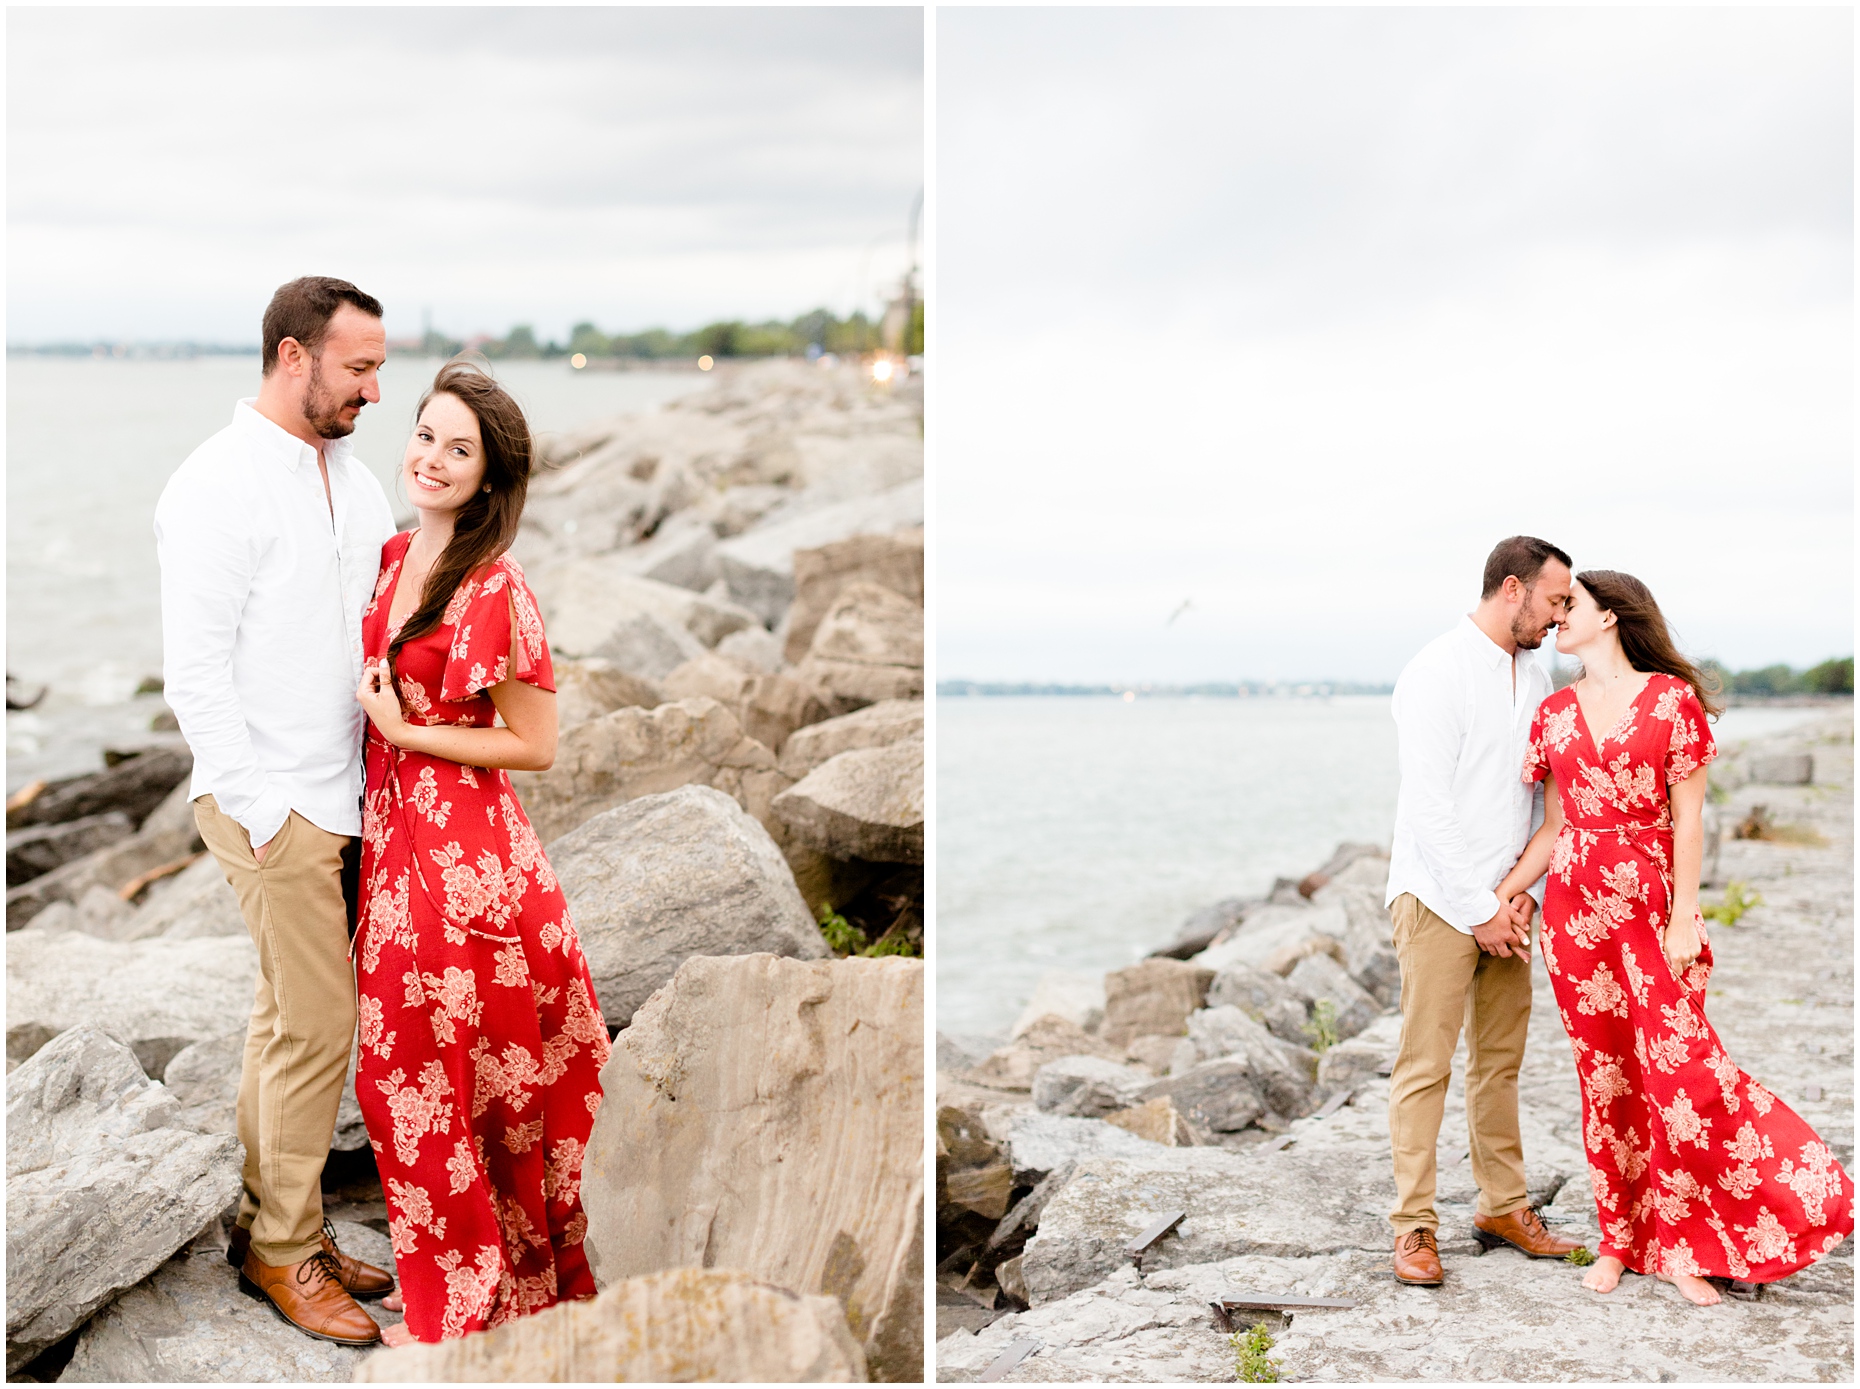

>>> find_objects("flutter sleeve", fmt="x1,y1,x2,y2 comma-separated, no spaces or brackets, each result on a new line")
438,557,555,703
1659,677,1716,786
1522,700,1552,784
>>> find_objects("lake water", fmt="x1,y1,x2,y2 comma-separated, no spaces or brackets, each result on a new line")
934,694,1827,1037
5,356,705,789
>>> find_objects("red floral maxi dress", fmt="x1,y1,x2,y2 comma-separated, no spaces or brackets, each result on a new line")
354,531,610,1341
1525,673,1852,1282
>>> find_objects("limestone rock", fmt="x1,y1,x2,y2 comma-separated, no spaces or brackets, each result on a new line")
548,786,829,1028
1176,1006,1320,1119
510,696,791,846
791,583,924,715
784,527,925,663
773,735,924,864
1003,1110,1168,1184
965,1015,1125,1093
1312,876,1402,1009
7,811,134,888
552,658,661,729
6,779,204,931
354,1267,865,1383
604,512,721,593
713,479,925,625
1100,959,1215,1049
1103,1096,1193,1147
1192,899,1352,976
60,1220,397,1382
1031,1056,1154,1120
1206,962,1313,1046
1285,952,1381,1042
778,699,924,780
5,1025,242,1371
1152,897,1257,961
115,853,242,941
662,653,830,753
542,562,759,660
1009,970,1107,1039
582,954,922,1381
1138,1058,1266,1137
162,1030,368,1151
1316,1029,1395,1094
6,928,258,1079
8,745,193,832
714,623,785,673
1748,752,1814,785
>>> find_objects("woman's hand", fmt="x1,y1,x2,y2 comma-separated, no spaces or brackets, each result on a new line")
356,658,411,747
1663,905,1703,974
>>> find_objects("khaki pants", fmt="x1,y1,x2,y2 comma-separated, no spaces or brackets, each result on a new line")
195,796,355,1266
1387,893,1532,1235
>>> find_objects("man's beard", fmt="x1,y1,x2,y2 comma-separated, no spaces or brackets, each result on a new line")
302,364,363,440
1511,609,1548,649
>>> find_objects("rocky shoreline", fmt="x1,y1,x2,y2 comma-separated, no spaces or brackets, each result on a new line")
7,358,925,1382
935,709,1854,1383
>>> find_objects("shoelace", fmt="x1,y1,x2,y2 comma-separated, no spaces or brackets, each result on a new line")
1402,1228,1438,1253
294,1249,347,1290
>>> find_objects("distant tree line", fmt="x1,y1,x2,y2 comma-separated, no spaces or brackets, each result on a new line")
1701,657,1853,697
456,304,924,362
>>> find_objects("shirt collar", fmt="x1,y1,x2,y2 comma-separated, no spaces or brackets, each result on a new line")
1460,614,1515,672
233,398,356,475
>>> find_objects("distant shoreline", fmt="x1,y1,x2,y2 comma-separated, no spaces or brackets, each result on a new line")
936,681,1395,698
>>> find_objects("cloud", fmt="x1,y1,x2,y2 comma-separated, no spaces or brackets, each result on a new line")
937,7,1851,679
7,6,924,340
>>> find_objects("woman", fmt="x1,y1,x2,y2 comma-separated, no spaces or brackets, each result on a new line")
352,362,609,1345
1495,570,1852,1305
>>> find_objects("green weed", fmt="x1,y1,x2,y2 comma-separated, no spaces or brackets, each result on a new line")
817,905,865,955
1231,1323,1281,1383
1702,881,1762,928
1565,1247,1597,1266
1304,999,1339,1054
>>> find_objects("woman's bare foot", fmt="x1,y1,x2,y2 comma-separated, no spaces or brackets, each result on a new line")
1659,1272,1722,1305
382,1292,403,1313
380,1321,415,1347
1582,1255,1626,1293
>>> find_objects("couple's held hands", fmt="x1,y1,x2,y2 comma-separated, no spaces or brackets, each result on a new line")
1473,894,1536,957
356,658,412,747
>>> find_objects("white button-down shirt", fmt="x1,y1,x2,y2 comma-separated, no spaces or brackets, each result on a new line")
1386,616,1549,933
155,400,396,846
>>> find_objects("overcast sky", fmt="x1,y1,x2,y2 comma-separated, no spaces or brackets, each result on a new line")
7,6,922,344
938,8,1852,683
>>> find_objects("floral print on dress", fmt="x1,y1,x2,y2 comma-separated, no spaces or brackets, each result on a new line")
355,531,607,1344
1523,673,1853,1281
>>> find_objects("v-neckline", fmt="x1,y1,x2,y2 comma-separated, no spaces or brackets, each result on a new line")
384,532,422,637
1572,675,1654,763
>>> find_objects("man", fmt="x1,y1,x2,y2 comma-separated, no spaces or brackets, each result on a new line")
156,276,398,1344
1384,535,1582,1286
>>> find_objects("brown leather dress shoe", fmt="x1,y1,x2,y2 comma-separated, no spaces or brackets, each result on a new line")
1393,1227,1444,1285
320,1218,396,1300
230,1221,396,1301
1472,1206,1584,1259
241,1248,381,1346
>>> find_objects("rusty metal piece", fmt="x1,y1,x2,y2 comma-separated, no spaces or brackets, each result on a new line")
1124,1210,1185,1268
118,851,207,901
1313,1087,1354,1119
1258,1133,1295,1153
1211,1295,1360,1331
979,1338,1041,1382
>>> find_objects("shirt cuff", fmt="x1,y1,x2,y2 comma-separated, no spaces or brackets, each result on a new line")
1462,888,1504,930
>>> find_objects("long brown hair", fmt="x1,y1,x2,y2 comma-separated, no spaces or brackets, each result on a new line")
1577,569,1723,718
387,362,533,672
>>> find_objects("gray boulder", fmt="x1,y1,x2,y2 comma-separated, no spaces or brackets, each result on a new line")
6,779,204,931
1004,1110,1168,1185
604,512,721,593
662,653,830,754
715,624,785,673
162,1031,368,1151
510,696,791,846
790,582,924,715
1206,962,1313,1046
1285,952,1381,1042
7,811,134,888
1311,874,1401,1009
553,658,661,729
1138,1057,1266,1136
542,564,758,660
8,745,193,832
6,928,258,1079
6,1026,242,1371
115,853,242,941
1192,899,1351,976
713,479,925,625
1032,1056,1154,1119
59,1220,397,1382
549,785,830,1027
772,735,924,864
783,527,925,664
777,699,924,779
1009,970,1106,1039
1176,1006,1319,1119
1100,959,1214,1049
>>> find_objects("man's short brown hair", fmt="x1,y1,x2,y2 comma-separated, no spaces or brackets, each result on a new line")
261,276,383,375
1481,535,1572,599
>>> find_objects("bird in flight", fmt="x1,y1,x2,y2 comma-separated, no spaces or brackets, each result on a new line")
1167,599,1193,626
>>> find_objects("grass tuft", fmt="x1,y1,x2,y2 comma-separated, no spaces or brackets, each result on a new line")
816,904,865,955
1702,881,1763,928
1231,1323,1281,1383
1566,1246,1597,1266
1304,999,1339,1054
